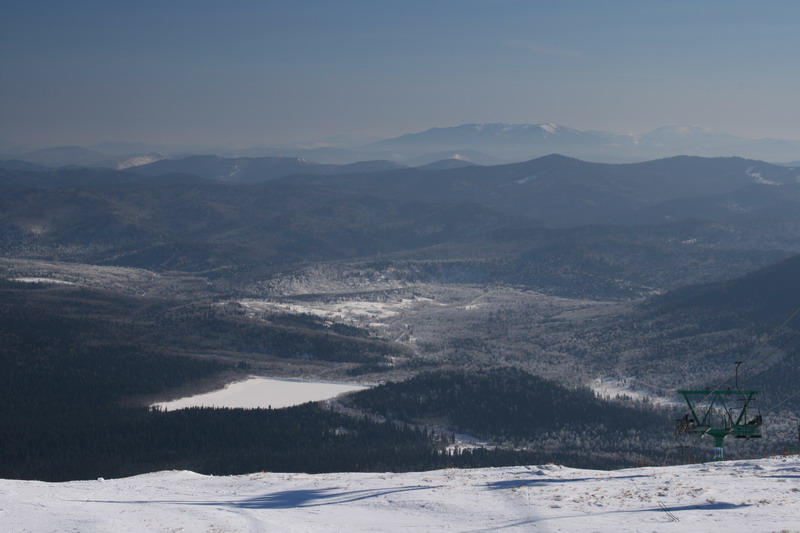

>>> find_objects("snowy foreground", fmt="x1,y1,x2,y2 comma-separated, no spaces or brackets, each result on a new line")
3,458,800,532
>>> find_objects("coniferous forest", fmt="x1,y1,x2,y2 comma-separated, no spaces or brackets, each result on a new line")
0,281,559,481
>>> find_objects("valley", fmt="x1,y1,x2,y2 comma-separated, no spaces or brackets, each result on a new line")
3,153,800,480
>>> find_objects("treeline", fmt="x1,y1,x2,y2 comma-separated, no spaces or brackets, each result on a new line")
4,400,583,482
2,404,415,481
346,368,684,468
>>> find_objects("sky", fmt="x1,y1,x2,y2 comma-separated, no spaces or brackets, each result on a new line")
2,0,800,149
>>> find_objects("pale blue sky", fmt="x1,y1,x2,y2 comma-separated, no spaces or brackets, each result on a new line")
2,0,799,148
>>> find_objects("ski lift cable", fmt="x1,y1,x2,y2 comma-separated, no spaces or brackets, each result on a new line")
757,345,800,414
736,332,800,381
745,340,800,385
763,387,800,415
743,330,800,376
738,305,800,372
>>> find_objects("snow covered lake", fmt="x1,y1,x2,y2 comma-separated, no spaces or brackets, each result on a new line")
152,376,368,411
10,277,73,285
4,457,800,532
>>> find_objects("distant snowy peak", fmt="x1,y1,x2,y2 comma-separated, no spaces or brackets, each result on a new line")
440,122,579,137
369,122,599,154
539,123,560,135
366,121,800,163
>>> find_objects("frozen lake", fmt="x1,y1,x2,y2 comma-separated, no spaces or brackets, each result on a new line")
152,376,368,411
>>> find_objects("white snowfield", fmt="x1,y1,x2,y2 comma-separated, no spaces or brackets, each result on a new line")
152,377,368,411
3,457,800,532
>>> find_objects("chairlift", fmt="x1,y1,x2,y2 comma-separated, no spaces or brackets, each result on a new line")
676,388,761,460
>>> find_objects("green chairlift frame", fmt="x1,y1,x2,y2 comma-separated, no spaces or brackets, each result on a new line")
676,389,762,461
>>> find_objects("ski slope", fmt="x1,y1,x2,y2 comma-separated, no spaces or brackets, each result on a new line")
3,457,799,532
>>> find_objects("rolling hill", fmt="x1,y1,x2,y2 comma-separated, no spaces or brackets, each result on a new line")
278,154,800,227
131,155,405,183
3,154,799,297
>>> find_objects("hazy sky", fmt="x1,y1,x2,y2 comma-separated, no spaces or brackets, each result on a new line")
2,0,800,148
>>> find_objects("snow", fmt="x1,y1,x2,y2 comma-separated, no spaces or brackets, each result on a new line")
116,155,165,169
239,297,435,326
746,166,781,186
516,173,543,185
3,457,800,532
229,162,242,178
10,277,73,285
540,123,560,135
152,377,368,411
589,376,678,407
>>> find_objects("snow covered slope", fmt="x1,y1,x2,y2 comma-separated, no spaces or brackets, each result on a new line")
3,457,799,532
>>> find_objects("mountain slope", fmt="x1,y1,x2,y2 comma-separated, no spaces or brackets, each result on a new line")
645,253,800,330
554,253,800,397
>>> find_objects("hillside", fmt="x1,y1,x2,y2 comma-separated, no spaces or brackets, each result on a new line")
546,253,800,403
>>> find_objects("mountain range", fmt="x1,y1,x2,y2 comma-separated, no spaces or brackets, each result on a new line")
276,154,800,227
2,154,799,298
368,123,800,163
4,123,800,167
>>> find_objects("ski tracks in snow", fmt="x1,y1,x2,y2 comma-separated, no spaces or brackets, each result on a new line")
3,459,800,532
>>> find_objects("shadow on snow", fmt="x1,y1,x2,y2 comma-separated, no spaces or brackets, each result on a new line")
485,474,650,490
84,484,435,510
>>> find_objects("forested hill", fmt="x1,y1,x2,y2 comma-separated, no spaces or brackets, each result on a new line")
277,155,800,227
346,368,681,468
130,155,405,183
644,253,800,329
4,155,800,298
541,252,800,402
